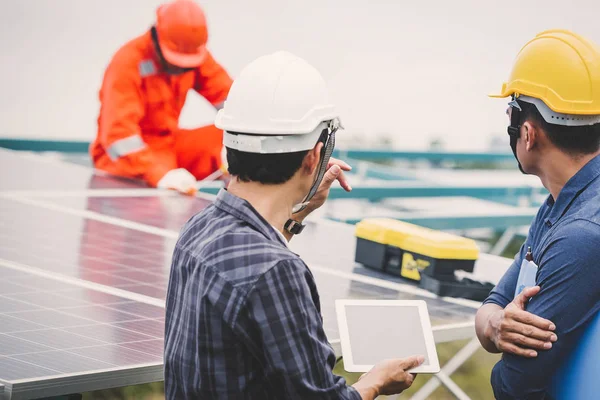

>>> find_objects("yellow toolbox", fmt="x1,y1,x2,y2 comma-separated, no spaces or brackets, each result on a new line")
354,218,480,282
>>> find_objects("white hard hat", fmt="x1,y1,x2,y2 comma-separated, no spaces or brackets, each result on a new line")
215,51,340,154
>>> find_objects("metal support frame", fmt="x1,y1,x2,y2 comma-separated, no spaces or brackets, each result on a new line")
334,149,515,163
331,212,537,230
490,226,519,256
411,338,482,400
351,159,417,182
199,181,544,201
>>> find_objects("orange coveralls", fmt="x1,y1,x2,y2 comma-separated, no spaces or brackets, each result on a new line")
90,31,233,187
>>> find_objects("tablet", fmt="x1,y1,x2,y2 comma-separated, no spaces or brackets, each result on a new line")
335,299,440,373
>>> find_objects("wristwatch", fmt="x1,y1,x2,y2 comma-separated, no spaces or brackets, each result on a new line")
284,218,305,235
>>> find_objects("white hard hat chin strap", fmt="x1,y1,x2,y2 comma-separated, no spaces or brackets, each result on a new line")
292,119,339,214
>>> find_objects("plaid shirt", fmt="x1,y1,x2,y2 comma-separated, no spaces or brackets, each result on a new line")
164,189,360,400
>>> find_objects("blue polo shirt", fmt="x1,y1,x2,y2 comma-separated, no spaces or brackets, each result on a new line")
483,154,600,399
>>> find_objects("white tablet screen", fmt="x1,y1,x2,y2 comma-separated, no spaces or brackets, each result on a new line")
345,305,430,366
336,300,440,373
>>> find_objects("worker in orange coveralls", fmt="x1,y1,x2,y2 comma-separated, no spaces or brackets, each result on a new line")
90,0,233,195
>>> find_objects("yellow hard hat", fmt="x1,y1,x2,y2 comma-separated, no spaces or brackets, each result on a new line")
490,29,600,115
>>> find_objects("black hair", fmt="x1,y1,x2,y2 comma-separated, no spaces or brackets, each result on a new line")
518,100,600,156
226,129,328,184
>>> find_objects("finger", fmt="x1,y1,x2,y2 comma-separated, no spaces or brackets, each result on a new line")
507,320,558,342
498,341,538,358
399,355,425,370
521,285,541,297
320,164,341,188
403,373,415,388
336,170,352,192
513,286,540,308
511,310,556,332
504,332,554,350
328,157,352,171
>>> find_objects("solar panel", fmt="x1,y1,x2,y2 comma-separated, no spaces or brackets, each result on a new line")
0,197,174,300
0,150,142,192
38,194,212,231
0,266,164,398
320,197,539,230
0,149,512,399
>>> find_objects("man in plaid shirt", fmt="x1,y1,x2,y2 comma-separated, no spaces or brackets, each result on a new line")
164,51,423,399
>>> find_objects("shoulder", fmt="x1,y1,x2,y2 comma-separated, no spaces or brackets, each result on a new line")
541,218,600,271
569,178,600,223
196,50,231,79
550,218,600,246
111,33,150,65
198,49,218,69
176,205,302,285
104,33,153,83
245,258,317,312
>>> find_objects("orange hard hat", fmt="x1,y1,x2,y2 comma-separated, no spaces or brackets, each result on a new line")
155,0,208,68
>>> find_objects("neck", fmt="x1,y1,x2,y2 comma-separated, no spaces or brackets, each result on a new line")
537,150,600,200
227,178,303,233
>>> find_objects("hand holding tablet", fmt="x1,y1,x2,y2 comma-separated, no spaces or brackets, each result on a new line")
335,300,441,374
354,355,425,397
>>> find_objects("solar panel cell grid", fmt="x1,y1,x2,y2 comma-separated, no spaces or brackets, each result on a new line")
0,267,164,389
0,198,175,299
39,195,211,231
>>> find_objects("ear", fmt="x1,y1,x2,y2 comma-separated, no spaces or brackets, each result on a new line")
522,121,538,152
302,143,324,175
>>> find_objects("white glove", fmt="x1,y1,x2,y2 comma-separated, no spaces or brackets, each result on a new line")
157,168,197,195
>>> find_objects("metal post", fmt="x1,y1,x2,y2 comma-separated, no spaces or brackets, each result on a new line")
490,226,517,256
435,372,472,400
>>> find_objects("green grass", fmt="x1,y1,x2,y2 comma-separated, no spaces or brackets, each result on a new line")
83,382,164,400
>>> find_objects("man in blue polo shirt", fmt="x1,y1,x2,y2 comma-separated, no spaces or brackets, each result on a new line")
475,30,600,399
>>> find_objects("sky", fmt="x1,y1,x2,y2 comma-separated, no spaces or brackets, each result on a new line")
1,0,599,150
